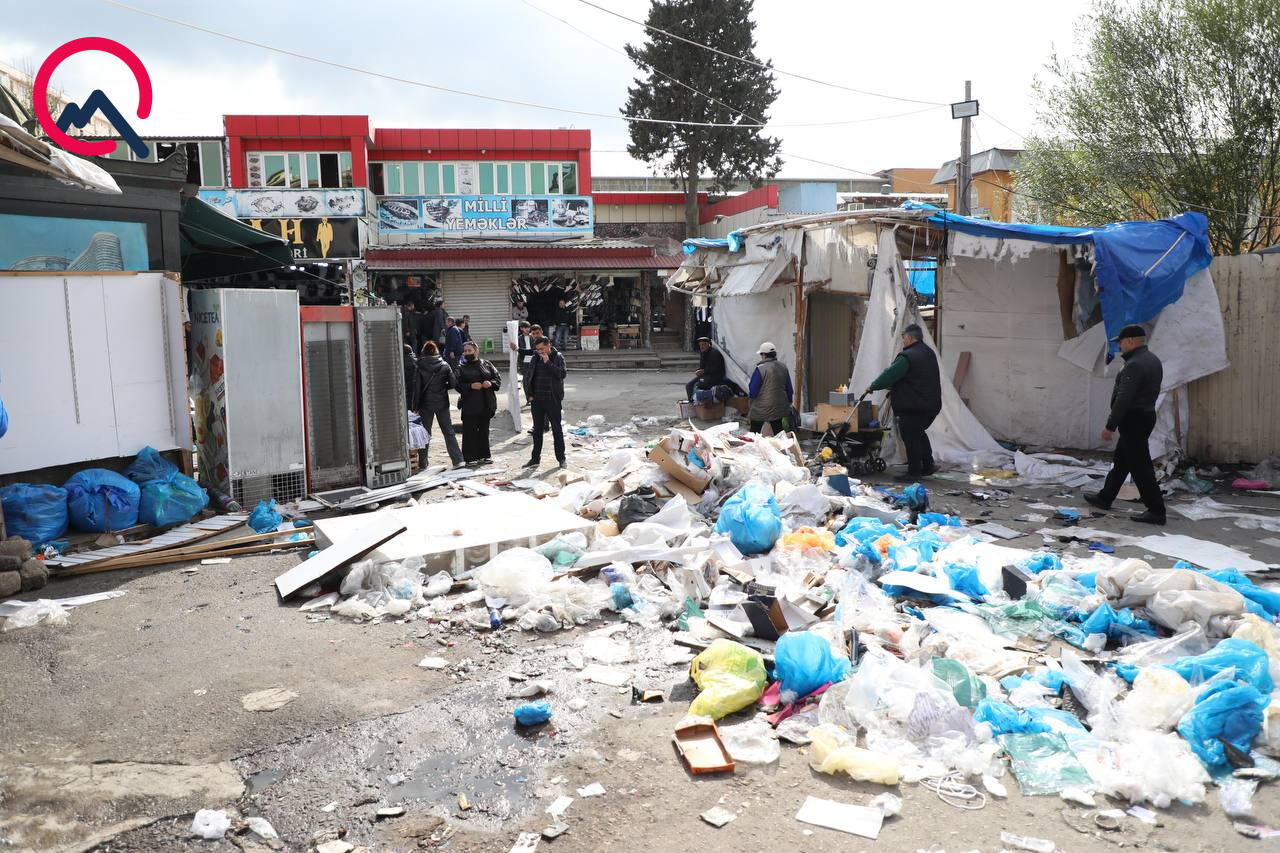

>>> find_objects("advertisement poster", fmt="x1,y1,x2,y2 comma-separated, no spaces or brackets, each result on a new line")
0,213,148,271
376,194,593,235
198,187,366,218
189,290,230,494
244,217,361,260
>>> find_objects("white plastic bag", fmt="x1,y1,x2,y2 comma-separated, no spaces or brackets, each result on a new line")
719,718,781,764
190,809,230,840
474,547,554,606
424,570,453,598
1,599,69,632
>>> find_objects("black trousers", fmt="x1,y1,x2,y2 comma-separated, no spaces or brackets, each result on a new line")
531,398,566,463
896,410,939,475
1098,410,1165,515
419,406,462,466
460,414,491,463
750,419,787,435
686,375,714,401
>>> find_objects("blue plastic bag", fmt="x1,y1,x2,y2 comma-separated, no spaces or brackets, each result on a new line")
1019,552,1063,574
974,699,1050,735
248,499,283,534
880,483,928,510
713,481,781,555
123,445,180,485
0,396,8,439
943,562,989,600
610,582,634,611
1176,681,1268,770
513,700,552,726
1078,602,1156,645
138,473,209,527
64,469,140,532
917,512,962,528
0,483,69,544
1165,637,1274,694
1205,569,1280,618
774,631,850,702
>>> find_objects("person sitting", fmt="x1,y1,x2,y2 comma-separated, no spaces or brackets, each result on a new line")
686,336,726,402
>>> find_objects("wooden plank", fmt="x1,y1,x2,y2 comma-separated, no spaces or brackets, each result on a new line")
273,515,407,600
60,538,314,576
952,350,972,391
44,516,247,569
68,528,297,571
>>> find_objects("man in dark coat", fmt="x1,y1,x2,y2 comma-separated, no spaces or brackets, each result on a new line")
402,342,418,410
867,323,942,481
414,341,463,468
443,316,464,366
523,338,567,469
1085,324,1166,524
686,336,727,402
425,298,448,346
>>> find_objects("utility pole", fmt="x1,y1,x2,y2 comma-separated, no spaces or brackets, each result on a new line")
958,80,972,215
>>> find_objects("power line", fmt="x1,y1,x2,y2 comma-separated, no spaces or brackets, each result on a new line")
572,0,948,107
102,0,784,130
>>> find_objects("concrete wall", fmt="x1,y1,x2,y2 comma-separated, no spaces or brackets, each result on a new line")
594,203,683,224
1187,252,1280,462
699,207,775,240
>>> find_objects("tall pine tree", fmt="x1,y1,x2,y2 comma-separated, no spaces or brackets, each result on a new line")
623,0,783,234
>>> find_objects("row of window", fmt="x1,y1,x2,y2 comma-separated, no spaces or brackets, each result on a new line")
104,139,226,187
246,151,355,189
371,161,578,196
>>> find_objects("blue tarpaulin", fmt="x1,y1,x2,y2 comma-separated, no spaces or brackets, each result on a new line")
683,232,745,253
902,203,1213,347
906,261,936,297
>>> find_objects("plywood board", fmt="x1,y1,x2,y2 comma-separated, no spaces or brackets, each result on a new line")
310,493,595,575
274,514,407,599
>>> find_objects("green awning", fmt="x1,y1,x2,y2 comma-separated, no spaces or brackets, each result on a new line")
179,196,292,281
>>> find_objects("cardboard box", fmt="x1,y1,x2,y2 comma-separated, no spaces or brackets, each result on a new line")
829,390,859,406
647,436,713,494
816,402,878,431
727,396,749,415
693,401,725,420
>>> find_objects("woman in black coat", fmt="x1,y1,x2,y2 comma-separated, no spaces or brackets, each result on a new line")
454,341,501,464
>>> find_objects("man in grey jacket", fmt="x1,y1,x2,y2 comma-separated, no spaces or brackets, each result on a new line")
747,342,793,435
1085,324,1166,524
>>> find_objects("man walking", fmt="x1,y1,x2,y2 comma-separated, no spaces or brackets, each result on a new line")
443,316,464,367
523,338,567,469
1085,325,1166,524
413,341,464,468
747,342,793,435
866,323,942,481
686,336,726,402
459,315,472,344
426,298,448,347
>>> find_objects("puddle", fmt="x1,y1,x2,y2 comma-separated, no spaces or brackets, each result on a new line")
245,767,284,794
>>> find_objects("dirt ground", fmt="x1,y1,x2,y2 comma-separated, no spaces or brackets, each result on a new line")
1,369,1277,852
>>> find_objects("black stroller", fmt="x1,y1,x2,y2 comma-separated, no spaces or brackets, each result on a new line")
813,393,888,474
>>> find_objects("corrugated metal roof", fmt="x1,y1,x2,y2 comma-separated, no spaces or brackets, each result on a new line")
932,148,1022,184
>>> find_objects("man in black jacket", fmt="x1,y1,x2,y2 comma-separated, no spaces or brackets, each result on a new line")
866,323,942,481
1085,324,1166,524
686,336,726,402
425,298,448,347
414,341,463,467
523,338,567,469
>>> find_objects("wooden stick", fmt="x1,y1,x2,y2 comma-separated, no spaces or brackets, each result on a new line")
53,520,247,569
58,538,314,576
69,526,289,571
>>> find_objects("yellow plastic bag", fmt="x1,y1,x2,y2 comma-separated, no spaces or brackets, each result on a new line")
807,723,901,785
780,527,836,551
688,639,768,720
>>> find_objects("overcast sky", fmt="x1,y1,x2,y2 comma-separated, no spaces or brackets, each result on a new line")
9,0,1094,182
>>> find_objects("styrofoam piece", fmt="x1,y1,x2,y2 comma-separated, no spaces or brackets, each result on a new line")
274,514,407,599
794,796,883,840
310,494,595,575
1134,532,1273,574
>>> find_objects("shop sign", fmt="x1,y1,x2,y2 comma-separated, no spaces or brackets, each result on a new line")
245,217,361,260
198,187,366,218
376,195,592,235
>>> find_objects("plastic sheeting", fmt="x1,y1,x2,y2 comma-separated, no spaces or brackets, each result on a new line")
849,229,1004,464
717,230,803,296
713,288,797,390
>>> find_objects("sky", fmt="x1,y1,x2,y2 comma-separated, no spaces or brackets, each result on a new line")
8,0,1096,182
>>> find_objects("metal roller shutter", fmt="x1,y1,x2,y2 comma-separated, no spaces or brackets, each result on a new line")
438,270,512,356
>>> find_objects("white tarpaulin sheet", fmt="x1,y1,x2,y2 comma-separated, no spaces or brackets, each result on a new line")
714,288,797,389
718,230,802,296
941,242,1226,458
850,229,1004,464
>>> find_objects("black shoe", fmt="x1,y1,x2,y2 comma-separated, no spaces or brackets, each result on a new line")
523,459,539,468
527,428,537,436
1083,491,1111,511
556,460,567,469
1132,510,1166,525
894,473,920,483
921,464,938,477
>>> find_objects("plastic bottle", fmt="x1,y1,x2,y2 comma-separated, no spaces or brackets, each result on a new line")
489,608,503,631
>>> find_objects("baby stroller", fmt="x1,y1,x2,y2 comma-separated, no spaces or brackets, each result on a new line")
814,393,888,474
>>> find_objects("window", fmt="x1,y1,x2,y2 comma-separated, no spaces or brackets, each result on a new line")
403,162,421,194
369,159,581,196
478,162,494,195
496,163,510,194
561,162,577,194
530,162,546,194
386,163,402,195
511,162,526,194
424,161,440,194
442,164,456,194
546,163,560,194
246,151,354,188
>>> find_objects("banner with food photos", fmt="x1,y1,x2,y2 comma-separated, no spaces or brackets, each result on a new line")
376,195,593,235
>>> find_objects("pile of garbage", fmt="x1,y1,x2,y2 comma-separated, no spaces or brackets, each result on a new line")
304,423,1279,834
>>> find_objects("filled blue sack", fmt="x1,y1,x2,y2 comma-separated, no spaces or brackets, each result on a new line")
248,499,283,534
123,445,179,484
713,481,782,555
138,473,209,527
64,469,140,532
1176,681,1268,770
1165,637,1274,694
513,700,552,726
774,631,851,702
0,483,69,544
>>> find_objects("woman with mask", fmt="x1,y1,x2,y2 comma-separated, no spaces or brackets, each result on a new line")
454,340,501,464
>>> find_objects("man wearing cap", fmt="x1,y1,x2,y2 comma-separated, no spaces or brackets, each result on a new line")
866,323,942,481
747,342,793,434
686,336,727,402
1085,324,1166,524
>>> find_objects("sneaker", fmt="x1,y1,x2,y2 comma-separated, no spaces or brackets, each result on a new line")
1083,491,1111,511
523,459,539,468
1132,510,1166,526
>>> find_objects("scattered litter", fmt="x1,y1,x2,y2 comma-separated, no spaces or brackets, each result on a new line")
701,806,737,827
871,792,902,818
921,774,987,810
240,688,298,712
576,782,606,798
546,796,573,818
578,664,632,687
513,700,552,726
982,774,1008,798
320,801,338,812
245,816,278,839
190,808,230,840
1060,786,1097,807
1000,831,1056,853
376,806,405,819
458,793,470,810
509,832,541,853
794,795,884,840
417,656,448,670
200,557,232,565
